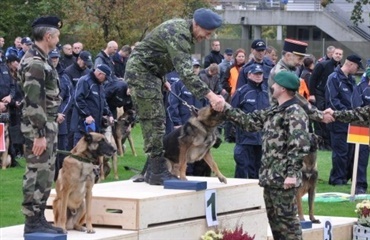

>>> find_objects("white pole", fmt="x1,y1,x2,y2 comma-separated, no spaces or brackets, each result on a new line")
350,143,360,200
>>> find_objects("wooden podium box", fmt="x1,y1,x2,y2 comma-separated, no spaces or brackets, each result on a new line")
46,177,267,239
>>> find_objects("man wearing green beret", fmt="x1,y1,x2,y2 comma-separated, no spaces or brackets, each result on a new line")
223,71,310,240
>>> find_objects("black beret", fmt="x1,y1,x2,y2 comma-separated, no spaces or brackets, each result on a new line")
347,54,364,69
194,8,222,30
32,16,63,29
283,38,308,56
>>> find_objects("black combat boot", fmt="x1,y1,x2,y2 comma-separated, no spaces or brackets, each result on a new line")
39,208,65,234
24,215,58,235
132,157,149,183
144,156,178,185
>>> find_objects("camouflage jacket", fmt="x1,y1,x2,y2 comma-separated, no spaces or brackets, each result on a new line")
224,98,310,188
334,105,370,127
268,59,323,122
18,44,61,137
125,19,209,100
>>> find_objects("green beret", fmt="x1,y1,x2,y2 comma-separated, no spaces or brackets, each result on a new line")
274,71,300,91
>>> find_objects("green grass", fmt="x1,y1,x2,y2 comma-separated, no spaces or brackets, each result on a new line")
0,125,367,227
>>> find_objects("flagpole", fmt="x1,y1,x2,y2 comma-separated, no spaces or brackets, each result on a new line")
350,143,360,200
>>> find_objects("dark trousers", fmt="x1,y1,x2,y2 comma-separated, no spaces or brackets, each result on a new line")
234,144,262,179
329,132,355,185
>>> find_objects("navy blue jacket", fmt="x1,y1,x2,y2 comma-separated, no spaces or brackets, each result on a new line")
235,57,274,89
63,62,90,88
0,64,15,100
167,80,207,126
58,64,73,135
231,79,270,145
357,79,370,106
104,80,133,118
71,72,111,133
325,66,363,132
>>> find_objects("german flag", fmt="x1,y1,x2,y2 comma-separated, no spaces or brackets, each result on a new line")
347,124,370,145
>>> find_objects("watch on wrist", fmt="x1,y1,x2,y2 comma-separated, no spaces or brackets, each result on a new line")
37,128,46,138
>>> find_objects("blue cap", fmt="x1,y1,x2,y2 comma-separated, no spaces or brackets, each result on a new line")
224,48,233,55
248,64,264,74
84,121,96,132
192,59,200,66
96,64,111,76
21,37,33,45
347,54,364,69
193,8,222,30
79,51,93,68
49,49,60,58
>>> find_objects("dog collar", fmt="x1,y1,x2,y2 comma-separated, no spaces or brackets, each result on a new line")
56,149,95,164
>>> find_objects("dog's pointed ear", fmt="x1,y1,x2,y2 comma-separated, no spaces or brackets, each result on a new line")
84,132,93,144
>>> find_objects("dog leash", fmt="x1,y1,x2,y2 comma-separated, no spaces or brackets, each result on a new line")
169,90,199,117
56,149,97,164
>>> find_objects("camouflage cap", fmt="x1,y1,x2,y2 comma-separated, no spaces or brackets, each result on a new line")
32,16,63,29
193,8,222,30
274,71,300,91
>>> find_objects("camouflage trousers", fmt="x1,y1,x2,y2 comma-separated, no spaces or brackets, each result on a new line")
126,72,166,158
264,187,302,240
22,121,58,217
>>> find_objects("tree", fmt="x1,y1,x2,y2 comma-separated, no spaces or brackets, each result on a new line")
325,0,370,25
62,0,212,52
0,0,64,47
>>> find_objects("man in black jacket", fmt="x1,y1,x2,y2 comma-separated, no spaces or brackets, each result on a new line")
309,47,343,150
204,40,223,68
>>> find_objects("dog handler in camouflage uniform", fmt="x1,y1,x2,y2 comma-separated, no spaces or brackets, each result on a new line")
124,8,225,185
18,16,64,234
224,71,311,240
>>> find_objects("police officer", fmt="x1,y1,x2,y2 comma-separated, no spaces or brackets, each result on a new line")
124,8,225,185
71,64,113,146
104,79,133,119
224,71,311,240
18,16,64,234
231,64,270,179
325,55,364,191
63,50,92,150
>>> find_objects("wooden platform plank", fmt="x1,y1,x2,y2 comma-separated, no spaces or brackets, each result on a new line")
138,209,267,240
46,177,265,230
0,225,137,240
267,216,357,240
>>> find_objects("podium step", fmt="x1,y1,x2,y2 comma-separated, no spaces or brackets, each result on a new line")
267,216,357,240
0,225,137,240
44,177,268,239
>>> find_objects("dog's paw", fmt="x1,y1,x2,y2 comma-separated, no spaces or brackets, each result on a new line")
311,218,321,224
74,225,86,232
218,176,227,184
87,228,95,234
114,175,119,180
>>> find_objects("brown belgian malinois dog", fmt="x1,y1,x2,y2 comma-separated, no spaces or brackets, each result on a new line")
296,133,321,224
53,132,116,233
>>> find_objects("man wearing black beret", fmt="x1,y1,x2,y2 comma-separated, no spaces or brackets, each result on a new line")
124,8,225,185
18,16,65,234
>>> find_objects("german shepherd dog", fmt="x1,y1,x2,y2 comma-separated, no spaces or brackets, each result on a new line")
115,108,137,157
163,105,227,184
53,132,116,233
296,133,321,223
100,117,118,180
